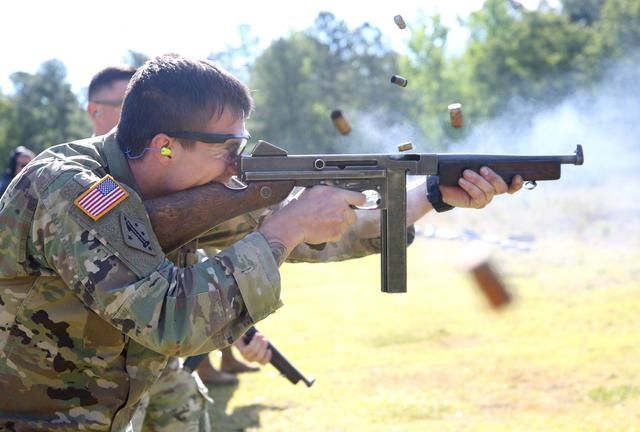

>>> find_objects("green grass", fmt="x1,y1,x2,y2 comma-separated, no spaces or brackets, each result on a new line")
206,218,640,431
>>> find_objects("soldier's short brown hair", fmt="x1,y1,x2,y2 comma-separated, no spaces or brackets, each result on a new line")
88,65,137,101
116,54,254,157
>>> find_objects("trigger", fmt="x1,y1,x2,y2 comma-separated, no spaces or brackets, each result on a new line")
524,180,537,190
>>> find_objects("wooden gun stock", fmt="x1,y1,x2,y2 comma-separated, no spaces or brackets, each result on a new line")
145,180,294,253
437,145,583,186
438,160,561,186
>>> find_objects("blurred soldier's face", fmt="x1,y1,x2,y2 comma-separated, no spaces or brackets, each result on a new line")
14,154,33,175
88,79,129,135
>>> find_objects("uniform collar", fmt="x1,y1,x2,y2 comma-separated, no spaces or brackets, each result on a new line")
98,129,140,193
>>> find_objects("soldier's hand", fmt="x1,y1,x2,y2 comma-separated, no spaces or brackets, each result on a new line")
292,186,365,244
233,331,271,365
259,186,366,255
440,168,523,209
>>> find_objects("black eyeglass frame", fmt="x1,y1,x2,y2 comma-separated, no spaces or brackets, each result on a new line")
166,131,250,144
165,131,251,158
91,99,124,107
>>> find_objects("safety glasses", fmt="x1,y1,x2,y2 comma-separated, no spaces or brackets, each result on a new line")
166,131,250,159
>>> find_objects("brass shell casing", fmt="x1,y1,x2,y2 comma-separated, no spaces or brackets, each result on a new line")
469,260,512,309
448,103,464,128
330,110,352,135
397,142,413,152
390,75,408,88
393,15,406,29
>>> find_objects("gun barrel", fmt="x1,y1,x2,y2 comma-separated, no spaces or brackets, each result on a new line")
573,144,584,165
438,145,583,165
243,327,315,387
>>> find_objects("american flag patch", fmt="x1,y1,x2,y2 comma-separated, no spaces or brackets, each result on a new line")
74,175,129,221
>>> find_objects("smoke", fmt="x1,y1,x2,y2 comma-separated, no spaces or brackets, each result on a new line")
433,55,640,248
328,56,640,249
448,58,640,186
333,111,424,154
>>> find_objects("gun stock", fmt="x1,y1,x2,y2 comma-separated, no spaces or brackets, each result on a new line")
145,180,294,253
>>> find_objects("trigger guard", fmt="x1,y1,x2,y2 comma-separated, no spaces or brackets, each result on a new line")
356,190,381,210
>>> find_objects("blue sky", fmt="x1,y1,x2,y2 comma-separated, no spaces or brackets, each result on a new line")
1,0,549,96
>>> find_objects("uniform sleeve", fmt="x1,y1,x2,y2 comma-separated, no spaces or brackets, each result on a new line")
196,213,263,249
34,170,282,357
194,201,395,263
286,224,415,263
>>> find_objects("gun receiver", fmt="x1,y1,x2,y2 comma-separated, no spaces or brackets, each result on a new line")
238,141,583,293
243,326,315,387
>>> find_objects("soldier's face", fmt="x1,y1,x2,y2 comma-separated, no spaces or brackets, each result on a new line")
167,109,246,190
14,154,33,175
88,80,129,135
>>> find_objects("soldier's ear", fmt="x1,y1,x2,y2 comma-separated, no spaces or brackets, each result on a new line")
87,102,99,120
148,134,175,165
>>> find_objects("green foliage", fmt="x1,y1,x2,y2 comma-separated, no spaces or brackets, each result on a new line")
598,0,640,57
2,0,640,158
0,95,16,163
561,0,606,25
399,14,459,149
5,59,90,155
461,0,600,121
249,12,406,154
588,385,640,405
249,33,328,153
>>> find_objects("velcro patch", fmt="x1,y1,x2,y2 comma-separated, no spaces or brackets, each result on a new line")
74,175,129,221
121,213,156,255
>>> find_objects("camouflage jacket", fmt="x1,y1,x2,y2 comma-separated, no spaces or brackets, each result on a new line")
0,133,283,431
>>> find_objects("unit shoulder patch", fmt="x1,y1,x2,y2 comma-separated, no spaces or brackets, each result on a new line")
121,213,156,255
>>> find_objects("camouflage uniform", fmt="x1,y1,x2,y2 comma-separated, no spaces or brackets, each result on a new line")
0,133,283,431
132,198,392,432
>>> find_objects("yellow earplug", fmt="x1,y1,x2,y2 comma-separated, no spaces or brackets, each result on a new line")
160,147,172,157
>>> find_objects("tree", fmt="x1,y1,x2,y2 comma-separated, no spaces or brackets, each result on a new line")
598,0,640,58
560,0,606,25
208,24,261,83
249,34,328,153
0,93,17,163
6,59,91,154
460,0,598,120
250,12,406,154
398,14,460,149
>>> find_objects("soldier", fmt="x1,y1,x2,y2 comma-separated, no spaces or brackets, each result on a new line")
87,65,136,136
87,64,261,388
0,145,35,196
0,53,522,431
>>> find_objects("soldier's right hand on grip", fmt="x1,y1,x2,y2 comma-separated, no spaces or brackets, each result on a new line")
260,186,366,251
291,186,366,244
290,186,366,245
